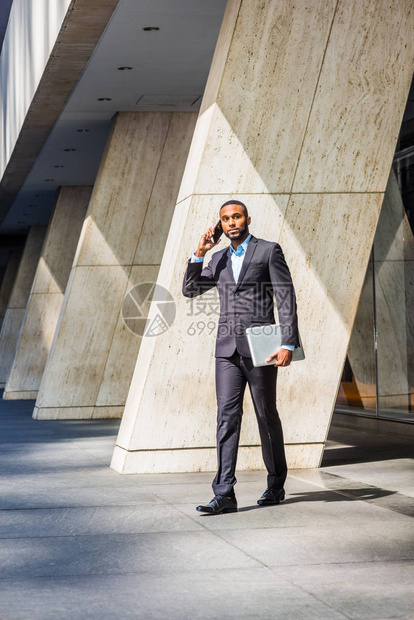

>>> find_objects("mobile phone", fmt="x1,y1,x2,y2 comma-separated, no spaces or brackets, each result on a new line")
211,220,223,243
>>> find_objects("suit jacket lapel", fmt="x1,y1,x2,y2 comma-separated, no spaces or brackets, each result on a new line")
226,246,235,283
235,235,258,290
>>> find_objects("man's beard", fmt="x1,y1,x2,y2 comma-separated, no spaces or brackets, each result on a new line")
224,223,248,241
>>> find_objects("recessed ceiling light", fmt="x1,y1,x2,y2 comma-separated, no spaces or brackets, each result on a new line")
97,97,112,101
118,66,133,71
143,26,160,31
77,129,89,132
45,179,55,182
63,148,76,152
54,165,64,168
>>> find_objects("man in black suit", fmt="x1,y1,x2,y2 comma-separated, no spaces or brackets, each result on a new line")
182,200,299,514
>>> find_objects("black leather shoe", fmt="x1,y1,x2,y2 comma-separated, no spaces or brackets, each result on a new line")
257,487,285,506
196,494,238,514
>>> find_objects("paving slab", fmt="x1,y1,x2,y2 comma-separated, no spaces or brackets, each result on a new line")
0,530,260,579
272,560,414,620
0,486,163,510
323,458,414,497
0,504,204,539
0,569,348,620
220,520,414,566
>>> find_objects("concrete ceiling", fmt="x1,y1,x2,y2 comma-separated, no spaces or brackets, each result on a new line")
1,0,226,234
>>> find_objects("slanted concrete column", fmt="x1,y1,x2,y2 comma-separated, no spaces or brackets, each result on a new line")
33,112,196,419
3,187,91,400
0,250,22,330
112,0,414,474
0,227,47,387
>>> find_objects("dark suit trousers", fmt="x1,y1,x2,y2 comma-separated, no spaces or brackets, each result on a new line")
213,352,287,496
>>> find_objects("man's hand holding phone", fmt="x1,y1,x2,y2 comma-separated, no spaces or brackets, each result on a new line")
195,222,222,258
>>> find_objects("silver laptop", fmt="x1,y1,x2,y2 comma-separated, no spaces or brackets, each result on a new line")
245,324,305,367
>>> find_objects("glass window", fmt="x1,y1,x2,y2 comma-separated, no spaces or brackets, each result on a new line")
336,75,414,422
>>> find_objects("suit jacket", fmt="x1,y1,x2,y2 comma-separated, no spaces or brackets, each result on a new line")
182,235,299,358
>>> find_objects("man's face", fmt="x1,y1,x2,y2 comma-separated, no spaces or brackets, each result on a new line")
220,204,251,241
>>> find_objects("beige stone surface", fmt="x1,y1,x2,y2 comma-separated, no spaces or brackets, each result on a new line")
33,406,94,420
0,309,26,388
4,293,63,395
95,265,160,408
92,406,124,419
33,188,92,293
75,113,172,267
0,250,21,326
3,390,38,400
112,0,414,474
194,0,337,196
3,187,91,399
34,112,196,420
0,227,46,385
277,192,384,442
111,443,324,475
177,0,242,204
293,0,414,193
6,227,46,309
36,265,131,409
134,113,197,264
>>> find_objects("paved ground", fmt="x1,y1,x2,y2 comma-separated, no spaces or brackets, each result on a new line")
0,396,413,619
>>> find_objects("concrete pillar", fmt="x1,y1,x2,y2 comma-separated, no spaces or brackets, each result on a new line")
0,249,22,330
33,112,196,420
111,0,414,474
0,227,47,387
3,187,91,400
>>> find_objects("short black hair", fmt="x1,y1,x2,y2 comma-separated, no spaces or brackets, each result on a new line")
219,200,248,218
